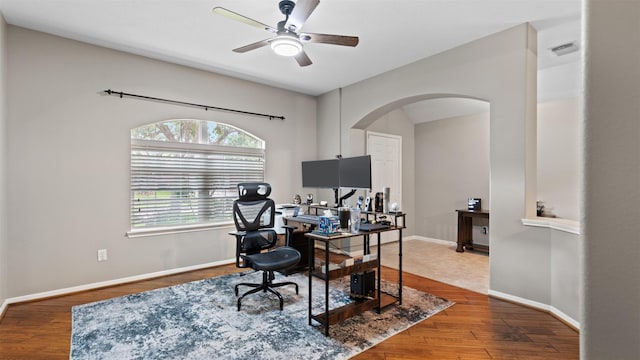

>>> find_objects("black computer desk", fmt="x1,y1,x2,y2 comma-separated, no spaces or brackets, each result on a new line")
285,215,404,336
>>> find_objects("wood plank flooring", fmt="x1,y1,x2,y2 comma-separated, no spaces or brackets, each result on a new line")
0,265,579,359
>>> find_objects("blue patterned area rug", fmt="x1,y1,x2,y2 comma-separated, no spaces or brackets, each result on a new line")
70,271,453,359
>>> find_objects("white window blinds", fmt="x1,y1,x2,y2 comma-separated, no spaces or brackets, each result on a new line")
130,124,265,230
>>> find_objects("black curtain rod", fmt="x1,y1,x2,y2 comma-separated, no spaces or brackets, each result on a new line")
103,89,285,120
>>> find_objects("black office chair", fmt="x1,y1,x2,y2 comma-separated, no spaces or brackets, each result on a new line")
231,182,301,311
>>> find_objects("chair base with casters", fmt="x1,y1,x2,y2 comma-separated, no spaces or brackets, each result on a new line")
234,246,300,311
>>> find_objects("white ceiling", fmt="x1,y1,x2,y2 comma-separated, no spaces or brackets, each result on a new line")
0,0,583,123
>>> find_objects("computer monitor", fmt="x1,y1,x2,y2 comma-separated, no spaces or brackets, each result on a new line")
301,159,339,188
339,155,372,190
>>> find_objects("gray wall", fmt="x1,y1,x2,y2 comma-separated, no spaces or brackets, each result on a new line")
412,96,581,244
317,24,579,317
313,89,342,205
582,1,640,358
5,26,317,297
364,25,539,303
550,228,580,322
414,111,490,242
0,13,8,308
537,97,582,220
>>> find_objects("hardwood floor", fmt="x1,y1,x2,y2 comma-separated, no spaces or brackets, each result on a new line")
0,265,579,359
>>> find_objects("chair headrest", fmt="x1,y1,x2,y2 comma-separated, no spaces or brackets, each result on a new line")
237,183,272,201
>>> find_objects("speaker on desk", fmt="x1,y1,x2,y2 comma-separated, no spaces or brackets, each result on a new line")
383,187,390,213
364,196,372,211
374,192,384,213
350,271,375,298
357,195,364,210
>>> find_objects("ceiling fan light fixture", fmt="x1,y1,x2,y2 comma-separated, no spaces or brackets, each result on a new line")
271,36,302,56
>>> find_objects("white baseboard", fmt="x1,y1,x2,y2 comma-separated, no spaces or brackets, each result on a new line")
488,289,580,330
0,236,414,313
548,305,580,331
0,299,8,318
410,235,457,246
387,236,580,330
4,258,235,306
3,237,580,333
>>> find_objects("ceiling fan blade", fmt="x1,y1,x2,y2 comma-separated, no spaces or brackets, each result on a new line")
299,32,359,47
285,0,320,31
233,39,272,53
294,50,313,67
212,7,276,33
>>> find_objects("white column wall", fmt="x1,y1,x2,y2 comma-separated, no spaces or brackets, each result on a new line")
582,0,640,358
0,13,8,309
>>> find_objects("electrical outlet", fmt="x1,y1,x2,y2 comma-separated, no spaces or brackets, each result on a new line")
97,249,108,262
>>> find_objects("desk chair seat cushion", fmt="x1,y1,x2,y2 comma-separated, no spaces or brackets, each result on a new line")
244,247,301,272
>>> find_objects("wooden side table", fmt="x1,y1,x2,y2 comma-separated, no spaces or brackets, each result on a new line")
456,209,490,253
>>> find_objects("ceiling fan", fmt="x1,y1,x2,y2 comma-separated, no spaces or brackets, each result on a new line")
212,0,359,67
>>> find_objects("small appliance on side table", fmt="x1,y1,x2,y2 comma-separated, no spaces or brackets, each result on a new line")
456,199,489,253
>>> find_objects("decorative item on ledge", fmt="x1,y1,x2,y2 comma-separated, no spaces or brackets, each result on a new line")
536,200,556,218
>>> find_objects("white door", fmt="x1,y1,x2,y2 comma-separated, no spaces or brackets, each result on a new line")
367,131,402,233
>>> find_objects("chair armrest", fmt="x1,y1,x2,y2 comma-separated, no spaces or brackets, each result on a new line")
230,231,247,268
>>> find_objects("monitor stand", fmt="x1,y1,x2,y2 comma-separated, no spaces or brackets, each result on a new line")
334,188,356,207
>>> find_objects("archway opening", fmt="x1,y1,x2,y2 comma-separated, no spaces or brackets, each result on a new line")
353,94,491,294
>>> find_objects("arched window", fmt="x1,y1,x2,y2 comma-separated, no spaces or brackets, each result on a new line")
129,119,265,233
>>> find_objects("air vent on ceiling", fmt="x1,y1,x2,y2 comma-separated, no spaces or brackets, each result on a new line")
550,41,579,56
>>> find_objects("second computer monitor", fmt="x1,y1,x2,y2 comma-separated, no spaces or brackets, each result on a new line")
338,155,372,189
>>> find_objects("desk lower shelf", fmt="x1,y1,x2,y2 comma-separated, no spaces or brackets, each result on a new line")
311,292,398,327
312,260,378,281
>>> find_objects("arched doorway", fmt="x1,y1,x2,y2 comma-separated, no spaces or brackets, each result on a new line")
352,95,491,293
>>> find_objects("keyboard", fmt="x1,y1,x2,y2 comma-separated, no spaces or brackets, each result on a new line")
359,222,390,231
293,214,320,223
